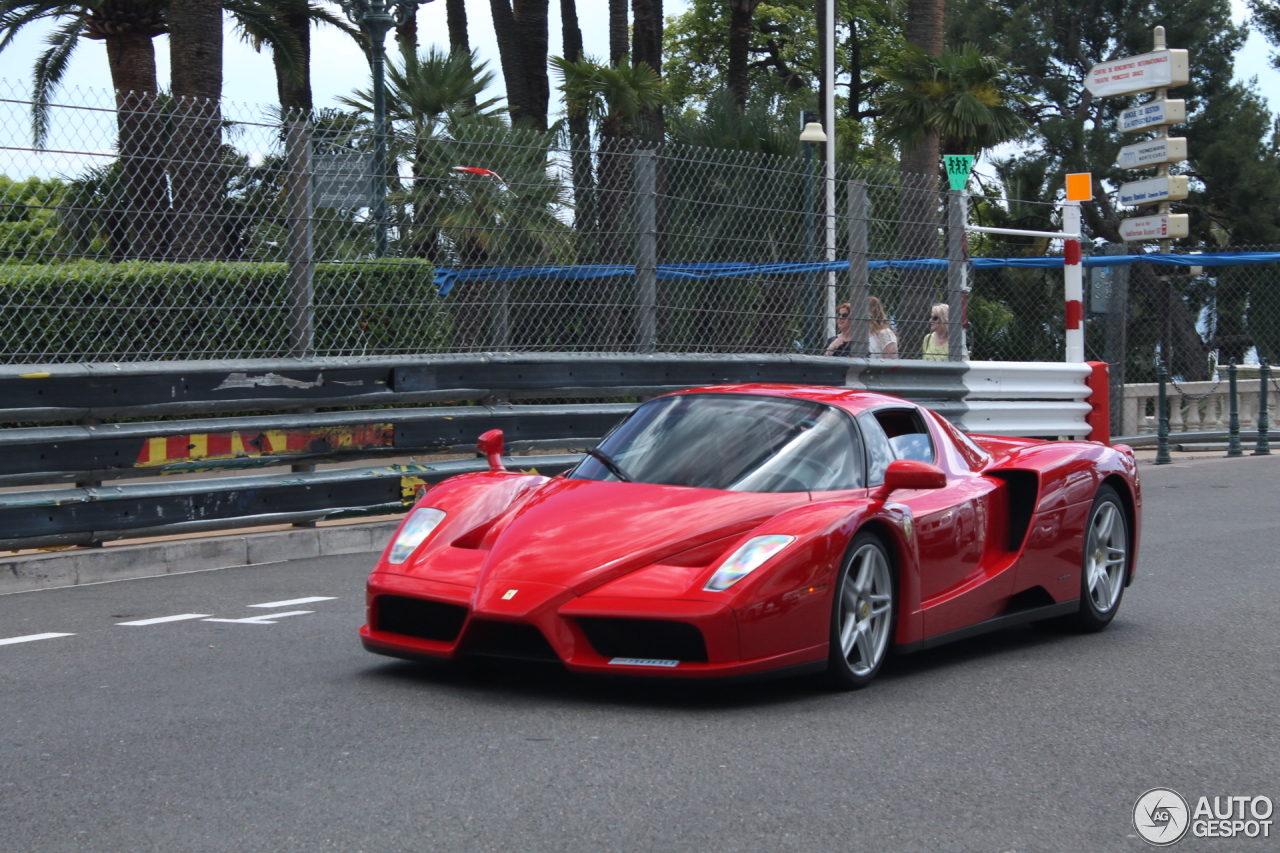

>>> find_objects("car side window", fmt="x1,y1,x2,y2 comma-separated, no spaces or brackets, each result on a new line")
872,408,936,464
857,412,896,486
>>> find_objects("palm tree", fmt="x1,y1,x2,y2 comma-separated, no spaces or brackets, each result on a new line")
552,54,663,263
878,44,1028,159
340,44,502,261
726,0,762,111
877,43,1027,356
1,0,172,259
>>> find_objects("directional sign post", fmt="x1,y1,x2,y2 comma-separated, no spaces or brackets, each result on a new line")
1118,175,1189,207
1119,214,1189,241
1115,136,1187,170
1084,49,1189,98
1120,99,1187,133
1088,26,1189,252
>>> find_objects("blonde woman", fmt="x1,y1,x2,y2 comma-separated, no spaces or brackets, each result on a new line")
922,303,950,360
868,296,897,358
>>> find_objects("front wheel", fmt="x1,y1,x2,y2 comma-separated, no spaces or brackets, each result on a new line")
824,531,896,690
1076,484,1129,631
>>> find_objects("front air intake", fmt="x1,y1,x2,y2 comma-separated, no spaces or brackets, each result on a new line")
375,596,468,642
462,620,561,662
578,618,708,663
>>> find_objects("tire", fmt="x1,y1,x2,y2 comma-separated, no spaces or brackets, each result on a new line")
1076,484,1129,632
824,531,896,690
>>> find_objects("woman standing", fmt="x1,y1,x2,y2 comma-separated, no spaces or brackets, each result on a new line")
823,302,853,356
868,296,897,358
922,303,950,360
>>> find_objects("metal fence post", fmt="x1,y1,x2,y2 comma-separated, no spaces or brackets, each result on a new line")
1227,361,1242,457
1103,243,1130,436
285,118,315,358
946,190,967,361
847,179,870,359
1156,361,1171,464
1255,359,1271,455
633,149,658,352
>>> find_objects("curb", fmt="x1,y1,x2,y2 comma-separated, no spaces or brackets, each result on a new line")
1,520,400,595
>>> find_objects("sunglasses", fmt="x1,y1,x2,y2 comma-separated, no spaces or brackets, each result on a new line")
837,312,850,318
930,316,943,321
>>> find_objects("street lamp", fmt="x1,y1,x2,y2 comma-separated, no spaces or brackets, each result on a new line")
800,112,827,352
341,0,424,258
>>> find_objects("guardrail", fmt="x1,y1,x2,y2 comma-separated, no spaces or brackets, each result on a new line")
0,354,1091,551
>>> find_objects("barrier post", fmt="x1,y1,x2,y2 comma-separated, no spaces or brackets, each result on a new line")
285,118,315,358
1063,201,1084,363
1227,361,1242,457
1085,361,1111,444
847,179,870,358
633,149,658,352
1156,361,1171,464
946,190,967,361
1254,358,1271,456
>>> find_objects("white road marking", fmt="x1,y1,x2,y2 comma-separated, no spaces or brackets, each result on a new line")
0,633,74,646
247,597,336,608
117,614,212,626
203,610,314,625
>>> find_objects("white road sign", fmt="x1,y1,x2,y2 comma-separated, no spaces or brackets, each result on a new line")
1119,98,1187,133
1115,136,1187,170
1085,49,1190,98
1118,175,1190,207
1119,214,1189,241
313,151,371,208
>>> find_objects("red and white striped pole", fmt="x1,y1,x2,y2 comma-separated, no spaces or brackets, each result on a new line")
1063,200,1084,363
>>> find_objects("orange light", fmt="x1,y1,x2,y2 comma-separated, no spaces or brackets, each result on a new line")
1065,173,1093,201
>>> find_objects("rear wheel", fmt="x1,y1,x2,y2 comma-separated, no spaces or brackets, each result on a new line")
1076,484,1129,631
824,531,895,690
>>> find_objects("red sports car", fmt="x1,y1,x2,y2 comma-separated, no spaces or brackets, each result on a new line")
360,384,1140,689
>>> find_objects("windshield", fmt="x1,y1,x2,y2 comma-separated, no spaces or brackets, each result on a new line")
570,393,864,492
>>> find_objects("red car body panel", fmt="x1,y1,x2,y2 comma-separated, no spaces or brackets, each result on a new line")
360,384,1142,679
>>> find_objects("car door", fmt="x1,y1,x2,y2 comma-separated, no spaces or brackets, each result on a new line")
858,409,1007,637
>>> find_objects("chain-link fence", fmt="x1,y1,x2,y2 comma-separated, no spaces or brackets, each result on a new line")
4,80,1279,374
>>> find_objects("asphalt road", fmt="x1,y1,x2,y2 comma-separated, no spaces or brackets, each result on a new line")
2,455,1277,853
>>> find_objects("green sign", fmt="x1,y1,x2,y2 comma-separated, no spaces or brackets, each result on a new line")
944,154,975,191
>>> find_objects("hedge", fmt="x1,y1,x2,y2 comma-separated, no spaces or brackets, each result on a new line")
0,259,446,363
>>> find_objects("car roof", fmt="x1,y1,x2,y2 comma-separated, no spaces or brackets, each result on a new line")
671,383,917,416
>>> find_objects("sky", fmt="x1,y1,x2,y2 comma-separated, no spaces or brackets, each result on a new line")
0,0,1276,129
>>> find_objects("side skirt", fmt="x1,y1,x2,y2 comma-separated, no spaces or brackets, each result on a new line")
893,599,1081,654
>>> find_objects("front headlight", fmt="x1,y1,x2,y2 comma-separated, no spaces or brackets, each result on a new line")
388,507,447,564
703,535,795,591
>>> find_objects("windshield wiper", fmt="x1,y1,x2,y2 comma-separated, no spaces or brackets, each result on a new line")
585,447,633,482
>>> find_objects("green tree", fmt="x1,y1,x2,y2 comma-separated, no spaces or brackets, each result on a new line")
0,175,66,259
1,0,171,259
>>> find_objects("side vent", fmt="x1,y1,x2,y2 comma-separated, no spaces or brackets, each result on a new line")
988,469,1038,552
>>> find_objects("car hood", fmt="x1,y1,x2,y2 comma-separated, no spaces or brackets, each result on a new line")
478,478,810,595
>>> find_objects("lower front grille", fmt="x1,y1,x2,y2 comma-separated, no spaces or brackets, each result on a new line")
462,620,560,662
577,617,708,663
375,595,468,643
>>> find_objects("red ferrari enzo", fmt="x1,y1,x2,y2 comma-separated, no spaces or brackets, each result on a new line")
360,384,1140,689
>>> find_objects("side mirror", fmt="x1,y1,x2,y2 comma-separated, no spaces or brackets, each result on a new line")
872,459,946,501
477,429,506,472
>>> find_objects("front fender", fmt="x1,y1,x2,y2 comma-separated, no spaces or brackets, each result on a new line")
712,500,920,660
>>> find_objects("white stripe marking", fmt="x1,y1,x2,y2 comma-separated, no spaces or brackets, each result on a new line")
247,597,336,608
203,610,313,625
117,614,211,626
0,633,74,646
